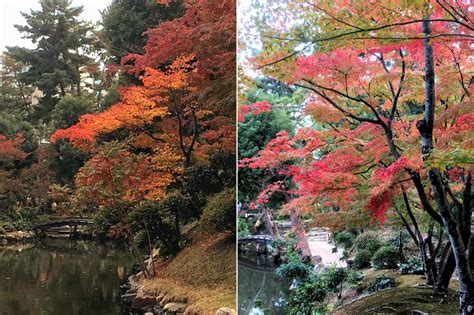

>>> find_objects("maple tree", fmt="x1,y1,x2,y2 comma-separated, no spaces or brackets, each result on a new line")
51,0,236,220
242,0,473,312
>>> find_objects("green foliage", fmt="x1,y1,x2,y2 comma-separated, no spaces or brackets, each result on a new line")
0,207,37,232
7,0,96,123
320,266,348,292
49,140,90,185
319,266,364,295
100,0,183,63
365,275,396,293
346,271,364,290
93,201,132,234
333,230,357,250
399,258,424,275
276,261,310,281
52,94,96,129
372,246,399,270
238,217,251,237
354,232,382,253
285,280,328,314
200,187,236,233
185,151,236,209
353,249,373,269
238,78,295,203
128,200,181,256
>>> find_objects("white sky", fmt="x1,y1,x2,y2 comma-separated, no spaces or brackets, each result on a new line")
0,0,111,52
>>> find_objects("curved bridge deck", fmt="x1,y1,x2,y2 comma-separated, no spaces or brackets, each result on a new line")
238,234,273,244
34,217,94,232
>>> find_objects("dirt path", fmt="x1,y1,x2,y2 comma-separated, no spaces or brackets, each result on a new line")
307,229,346,267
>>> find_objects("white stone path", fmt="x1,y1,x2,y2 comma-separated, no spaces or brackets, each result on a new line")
307,229,347,267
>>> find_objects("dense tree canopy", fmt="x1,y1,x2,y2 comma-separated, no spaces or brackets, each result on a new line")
241,0,473,312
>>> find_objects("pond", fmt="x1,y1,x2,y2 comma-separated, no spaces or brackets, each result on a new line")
238,251,289,315
0,239,136,315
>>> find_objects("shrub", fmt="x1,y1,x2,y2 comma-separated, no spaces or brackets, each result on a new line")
1,222,15,233
399,258,424,275
354,232,382,252
333,231,356,250
320,266,348,292
14,207,36,230
285,280,328,314
238,217,251,237
276,261,310,281
346,271,364,291
353,249,372,269
200,187,236,233
372,246,399,269
129,201,181,256
366,275,396,293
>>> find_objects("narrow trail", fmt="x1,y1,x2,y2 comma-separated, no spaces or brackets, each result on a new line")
307,228,346,267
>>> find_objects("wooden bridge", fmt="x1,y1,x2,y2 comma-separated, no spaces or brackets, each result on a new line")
238,234,273,245
34,217,94,238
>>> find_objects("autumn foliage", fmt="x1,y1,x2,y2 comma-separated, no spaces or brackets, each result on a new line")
241,0,473,226
51,0,236,208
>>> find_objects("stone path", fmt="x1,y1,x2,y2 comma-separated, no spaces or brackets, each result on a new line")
307,228,346,267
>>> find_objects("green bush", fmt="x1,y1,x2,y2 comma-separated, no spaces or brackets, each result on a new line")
285,280,328,314
354,232,382,252
238,217,251,237
1,222,15,233
320,266,348,292
353,249,372,269
14,207,36,230
333,231,356,250
200,187,236,233
276,261,310,281
399,258,424,275
129,200,182,256
346,271,364,290
372,246,399,269
366,275,396,293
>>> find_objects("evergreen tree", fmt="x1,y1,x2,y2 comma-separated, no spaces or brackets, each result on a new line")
100,0,183,63
7,0,96,123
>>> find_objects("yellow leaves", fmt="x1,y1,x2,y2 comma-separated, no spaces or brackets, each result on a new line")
305,98,345,123
142,55,195,91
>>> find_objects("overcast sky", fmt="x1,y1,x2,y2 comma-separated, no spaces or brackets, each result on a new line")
0,0,111,52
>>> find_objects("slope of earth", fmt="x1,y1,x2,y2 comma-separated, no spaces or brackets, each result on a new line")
140,226,236,313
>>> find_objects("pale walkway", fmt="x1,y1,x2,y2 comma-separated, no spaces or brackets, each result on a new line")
307,229,346,268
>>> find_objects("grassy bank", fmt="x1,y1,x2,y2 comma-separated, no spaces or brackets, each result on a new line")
141,228,236,313
334,269,459,314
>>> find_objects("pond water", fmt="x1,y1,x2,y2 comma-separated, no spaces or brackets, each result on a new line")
0,239,136,315
238,251,289,315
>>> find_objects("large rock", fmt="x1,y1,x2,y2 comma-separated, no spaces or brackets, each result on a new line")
216,307,236,315
131,294,156,311
163,302,187,313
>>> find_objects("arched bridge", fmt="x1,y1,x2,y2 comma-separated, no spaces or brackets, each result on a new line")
238,234,273,245
34,217,94,237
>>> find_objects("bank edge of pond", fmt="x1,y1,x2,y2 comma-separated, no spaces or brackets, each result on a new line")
121,231,236,315
334,269,459,314
0,230,36,244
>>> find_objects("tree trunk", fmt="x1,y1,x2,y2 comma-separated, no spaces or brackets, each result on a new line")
419,16,474,314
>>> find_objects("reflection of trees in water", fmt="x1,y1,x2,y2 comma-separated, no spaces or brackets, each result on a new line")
0,240,134,315
238,252,289,315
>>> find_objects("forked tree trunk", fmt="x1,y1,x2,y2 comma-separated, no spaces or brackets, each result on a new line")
419,16,474,314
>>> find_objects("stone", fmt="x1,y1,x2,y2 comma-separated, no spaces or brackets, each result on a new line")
215,307,236,315
131,294,156,310
163,302,187,313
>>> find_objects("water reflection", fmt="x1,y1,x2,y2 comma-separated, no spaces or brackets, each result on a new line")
0,239,135,315
238,251,289,315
